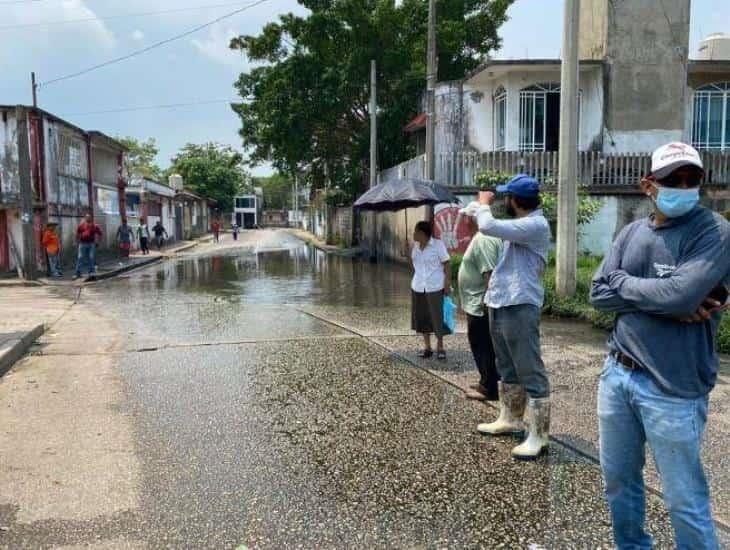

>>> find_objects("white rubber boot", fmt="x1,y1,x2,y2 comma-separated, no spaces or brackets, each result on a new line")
512,397,550,460
477,382,526,435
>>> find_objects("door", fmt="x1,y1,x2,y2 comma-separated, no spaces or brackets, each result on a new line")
175,205,183,241
545,93,561,152
236,213,243,227
243,213,255,229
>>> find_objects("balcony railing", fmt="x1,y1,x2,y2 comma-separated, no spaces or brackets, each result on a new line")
379,151,730,187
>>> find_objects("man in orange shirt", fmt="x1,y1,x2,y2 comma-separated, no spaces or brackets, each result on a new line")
41,222,62,278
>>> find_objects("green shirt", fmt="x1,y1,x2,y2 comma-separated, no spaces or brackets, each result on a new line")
457,233,503,317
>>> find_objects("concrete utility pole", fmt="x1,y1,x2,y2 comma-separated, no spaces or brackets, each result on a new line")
556,0,580,298
31,73,38,108
425,0,437,181
16,107,37,280
369,59,377,189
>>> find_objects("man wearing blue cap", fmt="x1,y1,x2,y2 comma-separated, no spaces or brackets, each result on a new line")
461,174,551,460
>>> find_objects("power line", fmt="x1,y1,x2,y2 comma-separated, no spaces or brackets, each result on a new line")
39,0,271,88
0,1,257,31
62,98,245,116
0,0,42,4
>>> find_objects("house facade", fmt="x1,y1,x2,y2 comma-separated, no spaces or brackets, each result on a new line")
126,177,178,245
232,190,262,229
399,1,730,187
0,105,126,276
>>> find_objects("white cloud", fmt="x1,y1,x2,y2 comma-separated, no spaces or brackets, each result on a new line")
0,0,115,51
131,30,145,42
190,25,245,70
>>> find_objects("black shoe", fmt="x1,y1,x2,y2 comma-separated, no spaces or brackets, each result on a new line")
418,349,434,359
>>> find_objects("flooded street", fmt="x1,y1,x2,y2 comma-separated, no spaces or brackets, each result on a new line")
2,229,722,549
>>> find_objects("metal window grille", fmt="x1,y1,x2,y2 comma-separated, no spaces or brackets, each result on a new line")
692,82,730,151
519,83,581,152
57,132,88,179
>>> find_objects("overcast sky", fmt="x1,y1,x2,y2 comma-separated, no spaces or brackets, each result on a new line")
1,0,727,176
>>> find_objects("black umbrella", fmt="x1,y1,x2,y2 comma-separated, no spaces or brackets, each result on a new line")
354,178,460,212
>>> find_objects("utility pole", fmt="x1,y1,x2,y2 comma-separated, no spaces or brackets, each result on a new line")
16,107,37,280
369,59,379,261
424,0,437,182
556,0,580,297
369,59,377,189
31,72,38,108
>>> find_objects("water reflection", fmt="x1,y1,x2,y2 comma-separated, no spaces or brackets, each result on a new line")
117,240,413,308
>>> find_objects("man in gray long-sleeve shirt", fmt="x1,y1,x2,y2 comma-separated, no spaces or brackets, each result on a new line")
591,142,729,550
462,174,552,461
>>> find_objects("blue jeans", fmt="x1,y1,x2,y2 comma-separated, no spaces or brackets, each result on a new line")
47,253,61,277
75,242,96,276
598,356,718,549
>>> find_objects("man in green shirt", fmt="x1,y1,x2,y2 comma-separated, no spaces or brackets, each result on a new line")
458,212,503,401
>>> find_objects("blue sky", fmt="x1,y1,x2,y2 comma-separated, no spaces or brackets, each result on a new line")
1,0,727,176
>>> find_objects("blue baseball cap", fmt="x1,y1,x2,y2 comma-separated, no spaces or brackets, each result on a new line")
496,174,540,198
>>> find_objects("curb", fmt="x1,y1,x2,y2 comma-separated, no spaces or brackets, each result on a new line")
0,324,45,378
87,256,162,282
286,229,365,257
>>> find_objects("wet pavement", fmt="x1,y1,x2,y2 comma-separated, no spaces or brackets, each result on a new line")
2,229,728,548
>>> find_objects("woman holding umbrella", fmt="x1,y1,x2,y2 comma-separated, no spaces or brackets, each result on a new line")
354,178,459,359
408,220,452,360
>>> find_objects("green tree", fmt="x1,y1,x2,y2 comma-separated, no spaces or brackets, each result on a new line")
117,136,162,181
168,143,245,212
230,0,512,199
255,173,293,210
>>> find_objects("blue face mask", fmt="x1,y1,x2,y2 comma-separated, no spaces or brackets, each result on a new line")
653,185,700,218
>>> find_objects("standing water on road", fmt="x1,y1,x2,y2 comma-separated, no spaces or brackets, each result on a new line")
28,230,681,549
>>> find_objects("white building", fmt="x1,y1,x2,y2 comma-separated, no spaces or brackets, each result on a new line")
126,178,178,244
232,189,262,229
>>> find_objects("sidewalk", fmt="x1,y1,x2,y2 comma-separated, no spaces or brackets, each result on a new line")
0,285,76,377
300,304,730,528
38,236,212,286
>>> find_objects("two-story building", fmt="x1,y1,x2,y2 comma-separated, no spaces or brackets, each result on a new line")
384,1,730,257
0,105,126,276
400,3,730,188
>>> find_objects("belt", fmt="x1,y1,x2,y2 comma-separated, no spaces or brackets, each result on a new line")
611,350,645,371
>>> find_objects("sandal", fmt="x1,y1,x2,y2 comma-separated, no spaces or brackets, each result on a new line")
436,350,447,361
418,349,434,359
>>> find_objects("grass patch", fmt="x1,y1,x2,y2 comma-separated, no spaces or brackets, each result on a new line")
542,254,615,331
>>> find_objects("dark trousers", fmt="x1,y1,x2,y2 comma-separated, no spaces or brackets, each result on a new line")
467,312,499,394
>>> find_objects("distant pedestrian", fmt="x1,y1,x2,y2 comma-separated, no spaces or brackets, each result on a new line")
408,220,452,361
116,220,134,261
41,222,62,278
137,218,150,255
465,174,551,461
153,221,168,250
232,223,239,241
212,219,221,243
73,213,102,280
591,142,729,549
457,210,503,401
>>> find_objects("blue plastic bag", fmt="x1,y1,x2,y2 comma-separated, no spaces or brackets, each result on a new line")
443,295,456,334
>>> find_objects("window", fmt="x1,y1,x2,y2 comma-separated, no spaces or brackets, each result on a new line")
494,87,507,151
236,197,255,209
519,83,561,152
692,82,730,151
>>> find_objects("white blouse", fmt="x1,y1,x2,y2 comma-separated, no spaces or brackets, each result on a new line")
411,238,450,293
